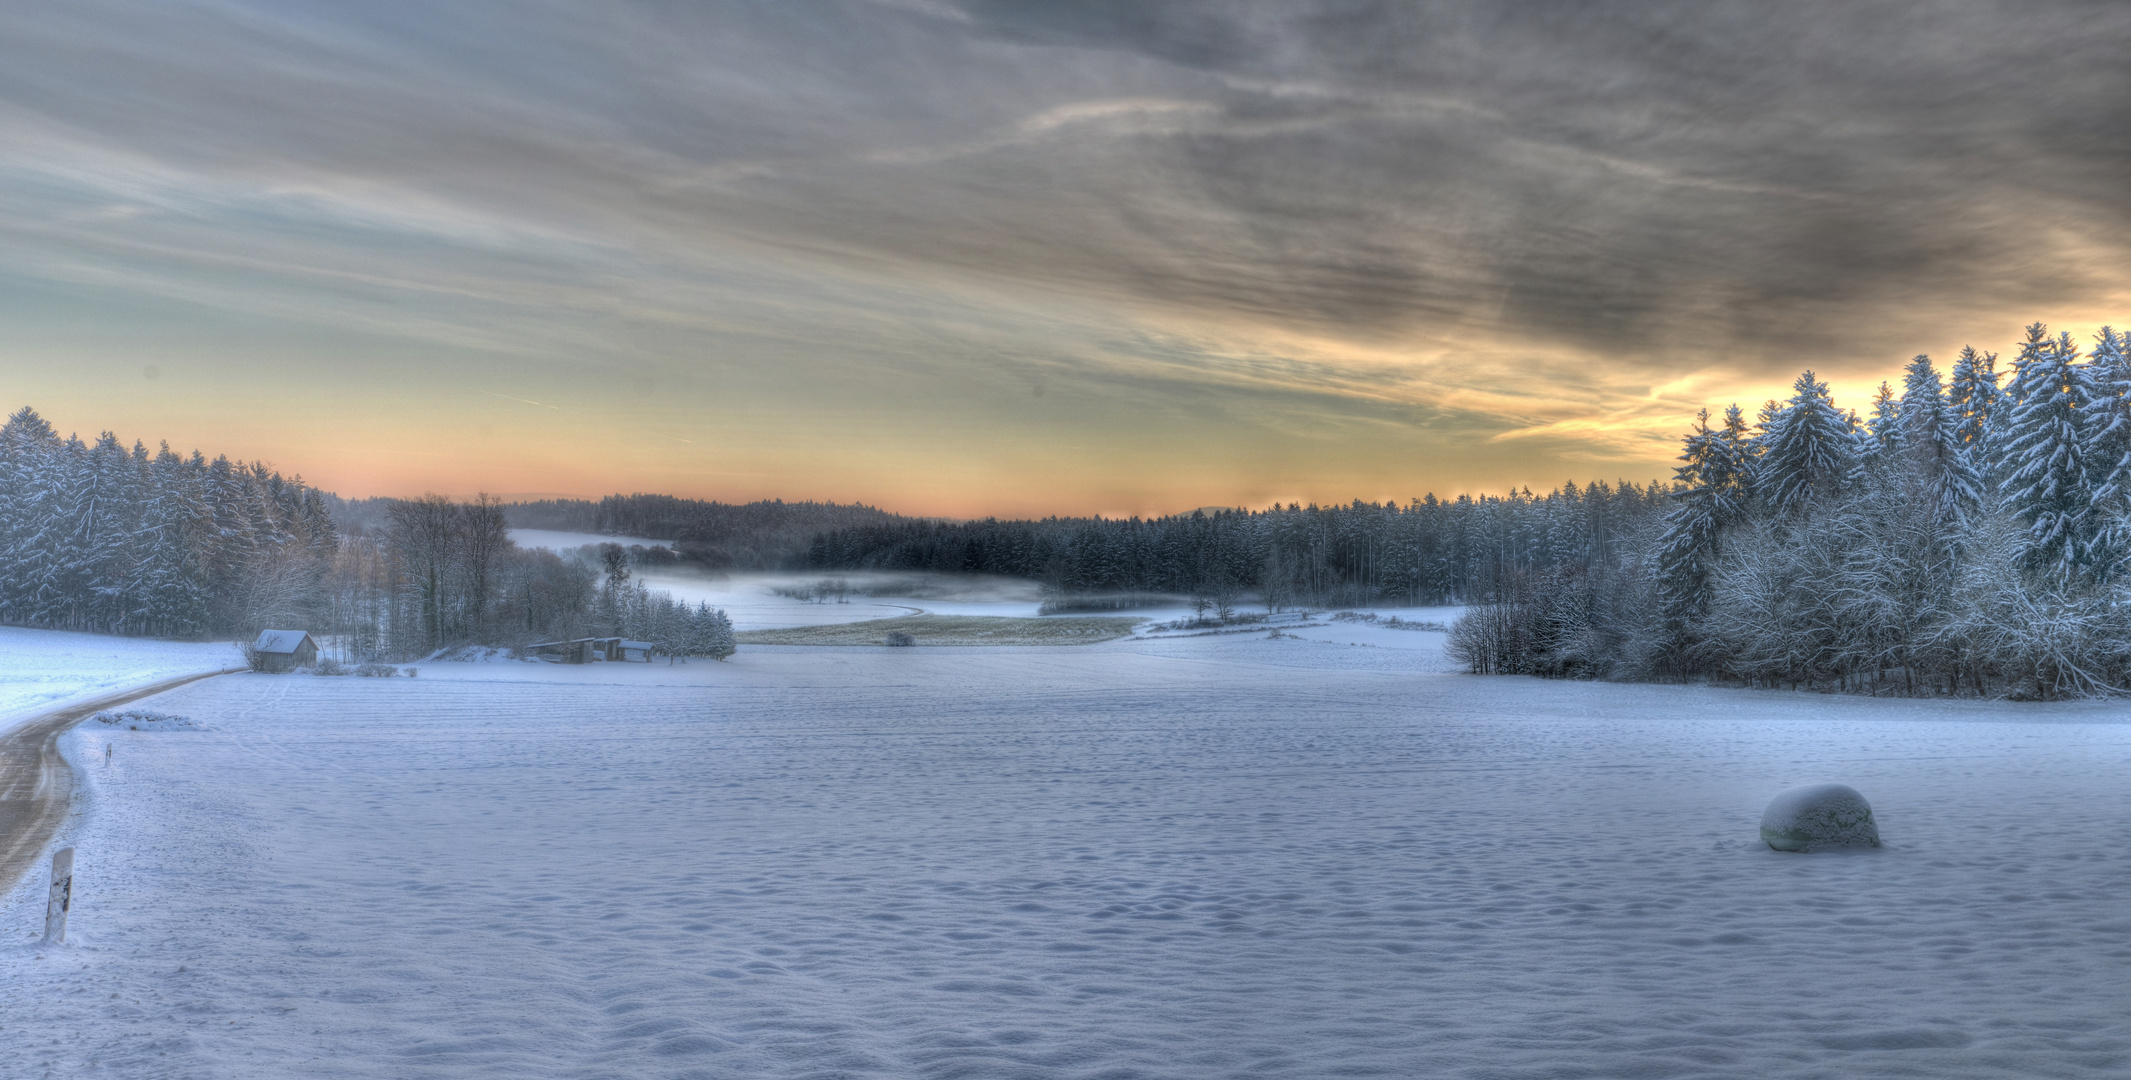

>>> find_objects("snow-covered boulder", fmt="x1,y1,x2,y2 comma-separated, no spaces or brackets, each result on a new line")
1760,783,1880,852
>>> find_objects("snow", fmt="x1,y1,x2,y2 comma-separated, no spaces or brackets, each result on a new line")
1760,782,1882,851
6,630,2131,1077
630,571,1049,631
0,626,238,723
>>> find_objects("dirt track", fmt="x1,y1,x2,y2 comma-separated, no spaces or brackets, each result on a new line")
0,669,239,898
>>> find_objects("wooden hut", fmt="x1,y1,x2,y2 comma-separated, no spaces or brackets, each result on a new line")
251,629,320,673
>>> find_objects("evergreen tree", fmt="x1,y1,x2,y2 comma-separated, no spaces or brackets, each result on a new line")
1948,345,2003,451
702,603,736,660
2081,327,2131,576
0,408,59,622
1896,353,1980,530
1863,381,1901,467
1756,371,1858,516
129,443,211,636
1655,407,1750,661
2001,326,2095,580
31,435,89,627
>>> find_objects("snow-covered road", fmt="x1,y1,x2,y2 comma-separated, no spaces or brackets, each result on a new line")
0,669,243,902
4,633,2130,1078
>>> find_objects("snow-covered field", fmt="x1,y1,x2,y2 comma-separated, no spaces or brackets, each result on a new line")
0,627,238,723
5,626,2131,1078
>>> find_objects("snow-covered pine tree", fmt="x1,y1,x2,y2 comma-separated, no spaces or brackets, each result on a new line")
1756,370,1858,516
74,432,145,631
1863,381,1901,469
128,441,211,637
1948,345,2003,452
704,604,735,660
1896,353,1980,530
2080,326,2131,577
2001,325,2095,580
1542,483,1584,570
1655,405,1753,662
203,455,259,629
685,601,736,660
31,434,93,628
0,407,60,623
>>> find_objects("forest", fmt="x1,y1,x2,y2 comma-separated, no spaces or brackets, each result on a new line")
1454,323,2131,699
806,484,1671,611
0,409,731,661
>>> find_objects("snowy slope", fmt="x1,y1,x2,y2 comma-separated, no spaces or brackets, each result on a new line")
0,627,239,725
4,635,2130,1078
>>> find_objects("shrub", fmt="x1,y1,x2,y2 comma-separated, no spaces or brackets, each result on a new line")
883,631,916,647
92,709,192,728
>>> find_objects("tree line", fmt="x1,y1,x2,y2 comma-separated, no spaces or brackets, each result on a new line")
0,407,338,637
806,483,1674,610
1455,321,2131,698
0,408,731,661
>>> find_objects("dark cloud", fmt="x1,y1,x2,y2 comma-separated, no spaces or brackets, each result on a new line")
929,1,2131,360
3,0,2130,393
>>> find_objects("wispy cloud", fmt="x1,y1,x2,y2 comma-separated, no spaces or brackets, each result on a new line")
2,0,2128,512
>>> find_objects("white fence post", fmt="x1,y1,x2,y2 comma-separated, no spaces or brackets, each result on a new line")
43,848,74,944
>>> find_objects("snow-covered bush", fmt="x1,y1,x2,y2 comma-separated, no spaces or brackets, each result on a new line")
883,631,916,647
92,709,200,730
1329,612,1451,631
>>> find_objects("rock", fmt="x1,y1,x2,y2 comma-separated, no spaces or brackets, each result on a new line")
1760,783,1880,852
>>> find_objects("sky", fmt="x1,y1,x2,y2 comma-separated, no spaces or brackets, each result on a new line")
3,1,2129,518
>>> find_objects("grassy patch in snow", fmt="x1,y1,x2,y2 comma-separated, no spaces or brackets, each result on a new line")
736,614,1140,647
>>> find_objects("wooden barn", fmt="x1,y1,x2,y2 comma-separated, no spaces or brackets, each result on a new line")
251,629,320,673
525,637,656,664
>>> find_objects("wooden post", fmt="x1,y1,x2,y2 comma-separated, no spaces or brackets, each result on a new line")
43,848,74,944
